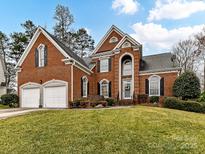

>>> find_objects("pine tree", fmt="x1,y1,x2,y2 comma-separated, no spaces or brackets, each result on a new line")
73,28,94,58
21,20,37,41
53,4,74,47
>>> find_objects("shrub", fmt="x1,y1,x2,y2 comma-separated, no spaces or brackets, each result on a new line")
1,94,19,108
197,92,205,102
163,97,205,113
150,96,159,104
173,71,201,100
106,98,117,106
137,94,148,104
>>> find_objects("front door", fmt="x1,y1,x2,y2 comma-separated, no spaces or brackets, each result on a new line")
122,80,131,99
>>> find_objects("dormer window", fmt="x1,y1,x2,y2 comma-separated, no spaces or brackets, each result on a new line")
109,36,118,43
122,41,131,48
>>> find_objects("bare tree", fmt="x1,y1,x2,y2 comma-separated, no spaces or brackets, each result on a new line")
172,39,201,74
195,27,205,90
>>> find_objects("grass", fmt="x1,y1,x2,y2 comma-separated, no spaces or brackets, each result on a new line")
0,106,205,153
0,104,9,109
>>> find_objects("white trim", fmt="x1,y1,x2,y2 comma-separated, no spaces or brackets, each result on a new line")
82,76,88,97
42,79,68,108
38,43,45,67
139,70,179,76
148,75,161,97
92,25,125,54
114,35,141,50
119,52,134,99
99,79,109,98
122,41,131,48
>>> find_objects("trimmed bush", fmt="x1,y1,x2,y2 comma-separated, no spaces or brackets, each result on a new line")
173,71,201,100
106,98,117,106
119,100,133,106
163,97,205,113
197,92,205,103
137,94,148,104
150,96,159,104
1,94,19,108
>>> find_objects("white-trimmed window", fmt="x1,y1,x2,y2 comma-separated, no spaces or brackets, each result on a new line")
109,36,118,43
38,44,45,67
149,75,160,96
100,58,109,72
100,79,109,98
122,41,131,48
123,59,132,76
82,76,88,97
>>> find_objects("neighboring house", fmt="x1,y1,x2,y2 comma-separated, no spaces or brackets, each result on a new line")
15,25,180,108
0,56,7,96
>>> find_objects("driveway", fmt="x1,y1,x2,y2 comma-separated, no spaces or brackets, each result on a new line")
0,108,44,120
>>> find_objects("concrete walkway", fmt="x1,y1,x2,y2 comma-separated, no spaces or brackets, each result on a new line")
0,108,44,120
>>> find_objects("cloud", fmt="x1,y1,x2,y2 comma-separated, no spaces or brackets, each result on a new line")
112,0,139,15
148,0,205,21
130,22,204,53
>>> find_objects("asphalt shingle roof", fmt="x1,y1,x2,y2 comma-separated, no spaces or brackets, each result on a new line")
140,52,180,72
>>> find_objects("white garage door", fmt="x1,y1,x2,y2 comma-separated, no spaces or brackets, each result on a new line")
44,86,67,108
21,88,40,108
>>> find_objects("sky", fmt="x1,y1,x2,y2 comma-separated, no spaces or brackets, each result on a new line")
0,0,205,55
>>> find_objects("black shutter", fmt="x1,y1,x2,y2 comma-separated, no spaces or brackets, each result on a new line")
160,77,164,96
109,81,112,97
35,48,39,67
97,82,100,95
109,58,112,72
44,45,48,66
87,81,89,96
97,60,100,73
145,79,149,95
81,77,83,97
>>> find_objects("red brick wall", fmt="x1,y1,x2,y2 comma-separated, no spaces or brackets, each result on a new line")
97,31,123,53
18,33,72,100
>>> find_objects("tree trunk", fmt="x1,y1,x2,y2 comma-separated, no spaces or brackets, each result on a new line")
204,57,205,92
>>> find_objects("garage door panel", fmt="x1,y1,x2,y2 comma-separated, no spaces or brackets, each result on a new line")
44,86,67,108
22,88,40,108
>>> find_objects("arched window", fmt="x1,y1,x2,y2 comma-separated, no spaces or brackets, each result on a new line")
122,41,131,48
82,76,88,97
149,75,161,96
109,36,118,43
100,79,109,98
123,59,132,76
38,44,45,67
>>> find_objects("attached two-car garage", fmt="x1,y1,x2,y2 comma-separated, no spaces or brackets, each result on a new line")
20,80,68,108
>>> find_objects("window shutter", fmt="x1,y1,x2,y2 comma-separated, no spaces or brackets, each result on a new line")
35,48,39,67
87,81,89,96
97,60,100,73
97,82,100,95
44,45,48,66
81,78,83,97
109,81,112,97
145,79,149,95
109,58,112,72
160,77,164,96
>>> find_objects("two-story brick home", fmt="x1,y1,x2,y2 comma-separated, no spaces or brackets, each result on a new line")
16,25,180,108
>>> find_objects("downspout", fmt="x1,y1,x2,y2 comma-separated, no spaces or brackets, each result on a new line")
71,63,74,101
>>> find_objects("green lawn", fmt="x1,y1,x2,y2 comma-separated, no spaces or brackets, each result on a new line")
0,106,205,153
0,104,9,109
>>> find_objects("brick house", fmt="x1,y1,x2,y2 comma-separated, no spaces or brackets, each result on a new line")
15,25,180,108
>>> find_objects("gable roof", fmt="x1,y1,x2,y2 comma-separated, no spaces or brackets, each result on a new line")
15,27,89,70
92,25,125,54
140,52,180,73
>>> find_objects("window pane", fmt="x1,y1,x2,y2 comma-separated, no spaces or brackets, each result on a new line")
150,76,159,96
101,83,108,97
83,79,87,97
123,60,131,75
100,59,109,72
